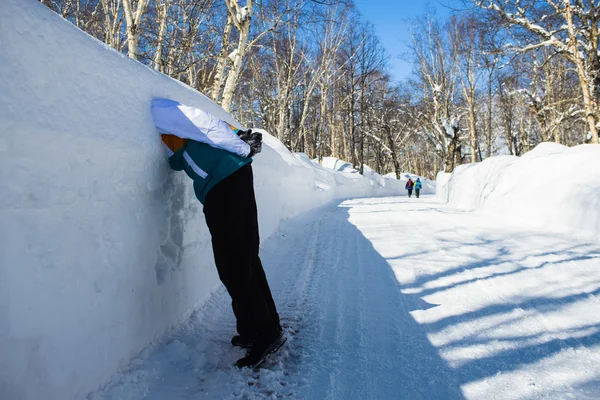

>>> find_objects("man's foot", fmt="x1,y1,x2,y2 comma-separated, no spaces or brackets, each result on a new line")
231,335,253,349
235,332,286,369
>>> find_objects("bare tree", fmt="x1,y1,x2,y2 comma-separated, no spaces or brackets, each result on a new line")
478,15,503,158
296,5,351,157
473,0,600,144
379,86,417,179
355,24,387,174
450,15,484,163
411,15,462,171
514,51,580,143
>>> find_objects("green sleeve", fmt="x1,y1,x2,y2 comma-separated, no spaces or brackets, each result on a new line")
168,147,186,171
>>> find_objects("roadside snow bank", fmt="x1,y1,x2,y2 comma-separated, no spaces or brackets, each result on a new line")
319,157,435,197
0,1,409,399
382,171,436,196
436,143,600,238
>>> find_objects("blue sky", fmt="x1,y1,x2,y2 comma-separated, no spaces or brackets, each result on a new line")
352,0,456,82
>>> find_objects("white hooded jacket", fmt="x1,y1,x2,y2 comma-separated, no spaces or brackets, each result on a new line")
151,98,251,158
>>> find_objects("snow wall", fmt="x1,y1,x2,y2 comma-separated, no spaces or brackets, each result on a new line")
0,1,423,399
436,142,600,239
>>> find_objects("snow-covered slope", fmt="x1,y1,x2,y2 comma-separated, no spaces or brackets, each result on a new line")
436,143,600,239
0,1,412,399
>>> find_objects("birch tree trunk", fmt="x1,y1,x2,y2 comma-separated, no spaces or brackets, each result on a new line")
486,68,494,158
565,2,599,144
153,0,170,72
319,81,329,159
220,0,253,112
297,76,322,154
122,0,150,60
330,88,339,158
468,95,477,162
211,14,233,102
451,16,480,163
274,16,302,142
100,0,124,51
385,125,401,179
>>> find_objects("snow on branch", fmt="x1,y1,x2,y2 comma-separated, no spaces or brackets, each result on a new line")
363,130,393,155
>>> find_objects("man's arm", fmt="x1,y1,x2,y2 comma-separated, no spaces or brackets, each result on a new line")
152,98,251,158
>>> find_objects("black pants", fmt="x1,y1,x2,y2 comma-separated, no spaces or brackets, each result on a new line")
407,189,413,197
415,188,420,198
203,164,281,342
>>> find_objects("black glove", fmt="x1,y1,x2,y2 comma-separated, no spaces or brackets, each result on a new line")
238,129,263,157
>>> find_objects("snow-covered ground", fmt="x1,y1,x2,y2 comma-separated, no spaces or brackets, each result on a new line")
437,142,600,239
91,196,600,400
0,1,417,399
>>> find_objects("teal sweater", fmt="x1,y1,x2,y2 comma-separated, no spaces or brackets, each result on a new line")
168,140,251,204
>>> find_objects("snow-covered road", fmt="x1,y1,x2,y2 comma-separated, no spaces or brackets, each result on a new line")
92,197,600,400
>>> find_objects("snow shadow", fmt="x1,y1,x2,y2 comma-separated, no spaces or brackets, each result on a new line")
379,200,600,398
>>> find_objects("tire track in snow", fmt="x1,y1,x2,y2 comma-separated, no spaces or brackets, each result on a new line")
285,201,463,400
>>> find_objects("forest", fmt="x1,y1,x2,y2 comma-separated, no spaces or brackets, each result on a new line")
40,0,600,178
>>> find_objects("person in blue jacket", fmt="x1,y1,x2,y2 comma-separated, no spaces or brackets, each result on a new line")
152,99,284,369
414,178,423,198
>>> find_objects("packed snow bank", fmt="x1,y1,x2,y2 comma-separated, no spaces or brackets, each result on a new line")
383,171,436,196
0,1,409,399
319,157,435,196
436,142,600,238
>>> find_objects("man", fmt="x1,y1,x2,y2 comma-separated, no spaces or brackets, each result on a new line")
405,178,414,198
151,98,284,369
414,178,422,198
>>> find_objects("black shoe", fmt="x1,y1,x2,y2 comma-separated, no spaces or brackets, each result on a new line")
235,332,286,369
231,335,253,349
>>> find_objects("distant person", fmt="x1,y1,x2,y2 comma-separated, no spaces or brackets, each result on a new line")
405,178,414,198
414,178,422,198
152,98,284,369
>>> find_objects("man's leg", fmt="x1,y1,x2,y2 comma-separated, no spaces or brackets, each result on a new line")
252,255,281,331
203,164,280,342
243,165,282,332
232,299,253,339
